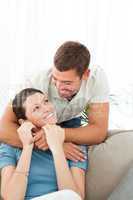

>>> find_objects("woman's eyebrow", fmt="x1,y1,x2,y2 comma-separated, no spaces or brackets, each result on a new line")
31,103,39,109
41,96,48,103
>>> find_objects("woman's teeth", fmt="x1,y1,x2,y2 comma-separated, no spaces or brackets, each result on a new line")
45,112,54,120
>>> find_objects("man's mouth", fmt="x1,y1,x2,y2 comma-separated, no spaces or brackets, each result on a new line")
59,90,71,95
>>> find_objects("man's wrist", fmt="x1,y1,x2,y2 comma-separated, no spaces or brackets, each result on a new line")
64,128,68,142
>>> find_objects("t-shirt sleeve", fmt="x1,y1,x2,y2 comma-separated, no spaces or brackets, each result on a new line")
90,67,110,103
68,145,88,171
0,143,17,169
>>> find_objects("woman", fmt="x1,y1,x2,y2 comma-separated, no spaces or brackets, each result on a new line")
0,88,88,200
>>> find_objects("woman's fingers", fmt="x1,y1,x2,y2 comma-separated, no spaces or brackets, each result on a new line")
18,119,25,125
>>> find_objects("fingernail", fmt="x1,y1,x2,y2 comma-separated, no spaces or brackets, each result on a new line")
81,159,85,161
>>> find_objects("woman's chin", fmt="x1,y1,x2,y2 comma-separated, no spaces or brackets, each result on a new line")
45,118,57,124
41,118,57,126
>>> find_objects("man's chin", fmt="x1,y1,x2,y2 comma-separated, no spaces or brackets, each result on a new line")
59,93,72,99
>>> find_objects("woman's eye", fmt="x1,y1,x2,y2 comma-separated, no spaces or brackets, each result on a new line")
33,106,39,112
44,99,48,103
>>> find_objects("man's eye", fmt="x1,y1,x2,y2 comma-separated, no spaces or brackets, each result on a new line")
64,82,71,85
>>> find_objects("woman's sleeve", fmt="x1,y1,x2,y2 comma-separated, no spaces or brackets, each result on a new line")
0,143,17,169
68,145,89,171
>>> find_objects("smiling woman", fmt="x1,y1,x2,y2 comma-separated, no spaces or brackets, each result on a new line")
12,88,57,126
0,87,88,200
0,2,133,200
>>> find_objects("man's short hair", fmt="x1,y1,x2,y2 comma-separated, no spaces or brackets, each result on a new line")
54,41,91,77
12,88,43,120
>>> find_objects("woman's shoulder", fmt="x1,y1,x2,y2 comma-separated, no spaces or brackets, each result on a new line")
0,143,20,169
0,143,20,154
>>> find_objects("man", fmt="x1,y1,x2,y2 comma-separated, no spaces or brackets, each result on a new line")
0,41,109,161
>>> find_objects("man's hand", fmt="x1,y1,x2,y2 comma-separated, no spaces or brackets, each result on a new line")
34,126,87,162
34,128,49,150
63,142,86,162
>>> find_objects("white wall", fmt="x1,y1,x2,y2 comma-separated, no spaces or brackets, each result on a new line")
0,0,133,116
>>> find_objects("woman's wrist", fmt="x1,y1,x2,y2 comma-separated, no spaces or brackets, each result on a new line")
15,170,29,177
51,145,64,155
23,143,34,149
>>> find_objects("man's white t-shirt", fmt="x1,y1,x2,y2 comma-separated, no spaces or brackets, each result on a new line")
14,66,109,123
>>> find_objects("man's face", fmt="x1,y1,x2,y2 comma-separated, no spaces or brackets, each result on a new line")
51,67,83,99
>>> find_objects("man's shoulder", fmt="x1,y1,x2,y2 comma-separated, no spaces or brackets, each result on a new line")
85,65,108,88
30,68,52,82
89,65,106,80
24,68,52,92
85,65,109,103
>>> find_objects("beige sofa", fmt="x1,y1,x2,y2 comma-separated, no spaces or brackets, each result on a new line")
85,129,133,200
1,130,133,200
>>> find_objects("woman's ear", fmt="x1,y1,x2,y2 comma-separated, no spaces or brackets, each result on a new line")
18,119,25,125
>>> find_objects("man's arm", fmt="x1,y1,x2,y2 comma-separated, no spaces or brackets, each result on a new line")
65,102,109,145
33,102,109,158
0,103,22,147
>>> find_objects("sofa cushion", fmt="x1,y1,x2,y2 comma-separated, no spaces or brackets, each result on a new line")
108,160,133,200
85,130,133,200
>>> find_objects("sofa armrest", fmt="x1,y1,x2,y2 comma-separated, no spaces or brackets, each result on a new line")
85,130,133,200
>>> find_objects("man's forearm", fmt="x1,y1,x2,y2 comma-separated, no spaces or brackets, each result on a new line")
65,124,108,145
0,122,22,147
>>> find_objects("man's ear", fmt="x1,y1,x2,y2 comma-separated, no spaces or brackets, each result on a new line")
82,69,90,80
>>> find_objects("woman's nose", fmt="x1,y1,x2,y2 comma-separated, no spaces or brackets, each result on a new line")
42,104,50,113
42,106,48,112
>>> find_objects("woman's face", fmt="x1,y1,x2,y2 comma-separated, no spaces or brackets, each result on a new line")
24,92,57,127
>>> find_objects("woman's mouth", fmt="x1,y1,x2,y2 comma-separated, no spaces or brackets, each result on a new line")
44,112,55,120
